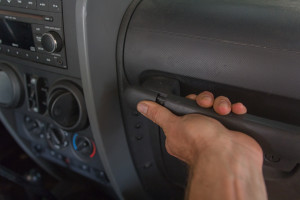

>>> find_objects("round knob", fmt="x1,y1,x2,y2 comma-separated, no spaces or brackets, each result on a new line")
41,31,63,53
47,81,88,132
73,134,96,158
46,125,68,149
0,63,23,108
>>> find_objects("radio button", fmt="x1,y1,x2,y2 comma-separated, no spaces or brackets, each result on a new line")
36,46,45,53
30,53,43,63
32,24,44,33
25,0,36,9
44,16,53,22
15,0,25,7
34,54,41,62
3,46,13,55
12,49,22,57
30,46,36,52
40,55,54,65
37,0,48,11
3,0,15,6
34,34,42,43
22,51,32,60
49,0,61,12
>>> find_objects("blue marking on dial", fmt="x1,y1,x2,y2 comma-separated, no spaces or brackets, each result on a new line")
73,133,78,150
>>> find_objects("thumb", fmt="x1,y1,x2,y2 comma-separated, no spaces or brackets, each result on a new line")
137,101,179,131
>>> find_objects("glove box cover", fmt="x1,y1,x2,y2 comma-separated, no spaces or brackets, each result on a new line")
121,1,300,199
123,0,300,101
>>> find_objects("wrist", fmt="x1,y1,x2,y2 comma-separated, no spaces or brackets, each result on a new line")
193,130,264,169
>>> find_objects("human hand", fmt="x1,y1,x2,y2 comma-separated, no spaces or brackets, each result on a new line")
137,91,263,166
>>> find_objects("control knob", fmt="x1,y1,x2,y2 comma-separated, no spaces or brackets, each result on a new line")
73,134,96,158
41,31,63,53
46,125,68,149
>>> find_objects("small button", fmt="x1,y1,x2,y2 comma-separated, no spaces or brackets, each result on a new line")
50,150,55,156
81,165,90,172
33,144,43,154
25,0,36,9
34,54,42,62
37,0,48,11
32,24,44,33
30,46,36,52
4,0,15,6
36,46,45,52
94,169,109,183
56,154,63,160
34,34,42,43
44,16,53,22
14,0,25,7
12,49,22,57
3,46,13,55
49,0,61,12
41,55,54,65
22,51,32,60
29,53,42,63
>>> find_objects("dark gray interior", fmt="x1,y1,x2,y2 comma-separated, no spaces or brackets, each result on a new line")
0,0,299,199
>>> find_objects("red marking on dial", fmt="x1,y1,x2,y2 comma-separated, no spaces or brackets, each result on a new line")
89,141,96,158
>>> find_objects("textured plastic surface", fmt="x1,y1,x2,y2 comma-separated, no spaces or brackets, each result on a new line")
124,0,300,100
76,0,148,199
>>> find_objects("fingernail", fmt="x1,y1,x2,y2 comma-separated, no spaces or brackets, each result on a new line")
137,103,149,114
219,100,229,108
201,95,212,102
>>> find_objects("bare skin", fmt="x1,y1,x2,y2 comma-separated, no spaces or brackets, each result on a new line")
137,92,267,200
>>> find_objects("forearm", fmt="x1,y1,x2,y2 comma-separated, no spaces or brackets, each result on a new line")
185,141,267,200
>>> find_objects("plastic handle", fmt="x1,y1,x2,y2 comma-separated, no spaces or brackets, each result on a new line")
125,86,300,164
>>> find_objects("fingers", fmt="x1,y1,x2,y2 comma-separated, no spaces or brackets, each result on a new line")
137,101,179,131
195,91,214,108
232,102,247,115
187,92,247,115
185,94,197,100
213,96,232,115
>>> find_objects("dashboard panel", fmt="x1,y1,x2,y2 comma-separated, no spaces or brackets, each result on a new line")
0,0,113,195
0,0,300,200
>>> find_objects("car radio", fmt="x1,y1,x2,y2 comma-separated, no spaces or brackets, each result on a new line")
0,0,67,69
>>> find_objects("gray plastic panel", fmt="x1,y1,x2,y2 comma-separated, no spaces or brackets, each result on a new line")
124,0,300,100
76,0,148,199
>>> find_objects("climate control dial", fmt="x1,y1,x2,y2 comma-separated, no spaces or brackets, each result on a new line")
73,134,96,158
46,124,69,150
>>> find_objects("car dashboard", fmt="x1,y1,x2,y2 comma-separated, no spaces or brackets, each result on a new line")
0,0,300,199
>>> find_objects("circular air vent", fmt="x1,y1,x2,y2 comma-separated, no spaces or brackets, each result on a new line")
47,81,88,132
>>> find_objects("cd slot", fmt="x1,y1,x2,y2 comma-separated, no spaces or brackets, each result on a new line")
0,9,61,27
0,10,43,20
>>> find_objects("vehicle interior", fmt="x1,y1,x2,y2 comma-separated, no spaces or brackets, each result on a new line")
0,0,300,199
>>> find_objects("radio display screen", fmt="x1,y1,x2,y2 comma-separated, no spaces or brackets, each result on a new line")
0,19,35,51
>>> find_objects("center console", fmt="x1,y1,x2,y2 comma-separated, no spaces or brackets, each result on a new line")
0,0,110,189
